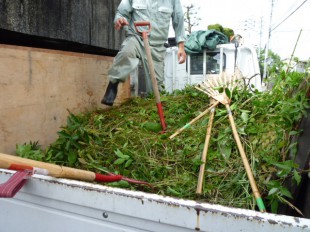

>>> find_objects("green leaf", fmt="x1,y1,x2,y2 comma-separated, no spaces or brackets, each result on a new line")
54,151,64,160
225,88,231,99
68,152,77,166
167,186,181,196
78,158,87,165
125,159,133,168
219,144,232,160
143,122,162,133
191,92,198,97
289,130,300,136
293,170,301,185
267,180,281,188
45,150,53,161
122,155,130,160
71,135,79,140
214,86,223,92
68,112,80,124
107,180,130,188
114,158,126,165
57,131,71,139
230,102,237,110
268,187,279,196
65,140,71,151
192,158,204,166
114,149,125,158
271,199,279,213
279,187,293,199
241,111,249,123
272,160,296,170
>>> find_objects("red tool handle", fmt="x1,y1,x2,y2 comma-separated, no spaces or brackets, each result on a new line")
95,173,122,182
0,153,153,187
9,163,123,183
157,102,167,131
134,21,151,34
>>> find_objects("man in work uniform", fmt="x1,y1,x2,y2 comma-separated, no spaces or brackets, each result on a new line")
101,0,187,106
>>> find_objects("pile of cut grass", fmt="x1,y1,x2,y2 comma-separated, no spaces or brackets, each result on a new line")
17,71,310,213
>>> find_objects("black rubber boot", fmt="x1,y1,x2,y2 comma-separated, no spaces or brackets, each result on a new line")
101,81,119,106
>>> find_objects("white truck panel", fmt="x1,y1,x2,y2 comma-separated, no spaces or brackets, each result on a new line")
1,169,309,232
164,44,263,93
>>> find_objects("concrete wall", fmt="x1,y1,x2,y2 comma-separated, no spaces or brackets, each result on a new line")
0,0,124,50
0,44,130,155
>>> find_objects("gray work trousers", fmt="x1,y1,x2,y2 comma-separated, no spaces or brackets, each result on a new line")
108,36,166,92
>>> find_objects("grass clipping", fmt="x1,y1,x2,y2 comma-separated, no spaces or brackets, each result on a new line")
17,72,310,212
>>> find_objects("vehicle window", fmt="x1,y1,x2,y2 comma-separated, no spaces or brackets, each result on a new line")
206,52,226,74
190,54,203,75
189,52,226,75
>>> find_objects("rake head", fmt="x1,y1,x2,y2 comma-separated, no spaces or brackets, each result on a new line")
196,69,244,104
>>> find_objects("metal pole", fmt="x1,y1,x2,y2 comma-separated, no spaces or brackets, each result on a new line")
263,0,274,79
286,29,303,74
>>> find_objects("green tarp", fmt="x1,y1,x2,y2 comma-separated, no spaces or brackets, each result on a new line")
185,30,228,55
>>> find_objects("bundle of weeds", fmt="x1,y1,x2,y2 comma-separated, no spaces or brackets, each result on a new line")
16,71,310,213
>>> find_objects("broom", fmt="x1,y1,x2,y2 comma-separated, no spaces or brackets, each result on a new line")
196,69,266,212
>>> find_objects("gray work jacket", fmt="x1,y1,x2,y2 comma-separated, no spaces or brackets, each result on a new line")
115,0,186,46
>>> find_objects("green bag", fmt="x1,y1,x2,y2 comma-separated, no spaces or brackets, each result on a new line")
185,30,228,55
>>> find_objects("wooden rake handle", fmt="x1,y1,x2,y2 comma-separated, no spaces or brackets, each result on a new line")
225,104,266,212
169,101,220,140
196,106,215,194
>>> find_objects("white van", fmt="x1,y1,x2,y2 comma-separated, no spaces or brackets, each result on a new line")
164,43,264,93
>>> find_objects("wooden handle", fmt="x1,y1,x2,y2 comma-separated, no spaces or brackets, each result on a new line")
141,31,161,104
225,105,266,212
196,107,215,194
0,153,96,182
170,101,220,140
134,21,167,131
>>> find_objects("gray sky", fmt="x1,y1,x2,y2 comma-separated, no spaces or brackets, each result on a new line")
178,0,310,60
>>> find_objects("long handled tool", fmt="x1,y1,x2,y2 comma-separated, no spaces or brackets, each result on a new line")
170,69,266,212
196,101,216,194
0,153,152,187
134,21,167,132
169,100,220,140
197,71,266,212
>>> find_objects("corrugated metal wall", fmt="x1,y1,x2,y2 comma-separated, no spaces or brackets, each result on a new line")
0,0,125,51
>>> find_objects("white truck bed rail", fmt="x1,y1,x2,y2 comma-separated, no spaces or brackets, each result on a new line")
1,169,309,232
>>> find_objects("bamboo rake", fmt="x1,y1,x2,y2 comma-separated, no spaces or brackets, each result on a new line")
170,69,266,212
198,70,266,212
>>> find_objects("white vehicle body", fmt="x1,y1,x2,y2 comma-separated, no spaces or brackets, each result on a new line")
164,43,263,93
1,169,309,232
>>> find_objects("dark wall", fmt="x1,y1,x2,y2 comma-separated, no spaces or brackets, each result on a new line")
0,0,125,53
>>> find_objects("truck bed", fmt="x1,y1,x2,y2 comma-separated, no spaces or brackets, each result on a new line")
1,169,309,232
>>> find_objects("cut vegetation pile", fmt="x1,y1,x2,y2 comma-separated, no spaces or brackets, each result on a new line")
17,71,310,213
